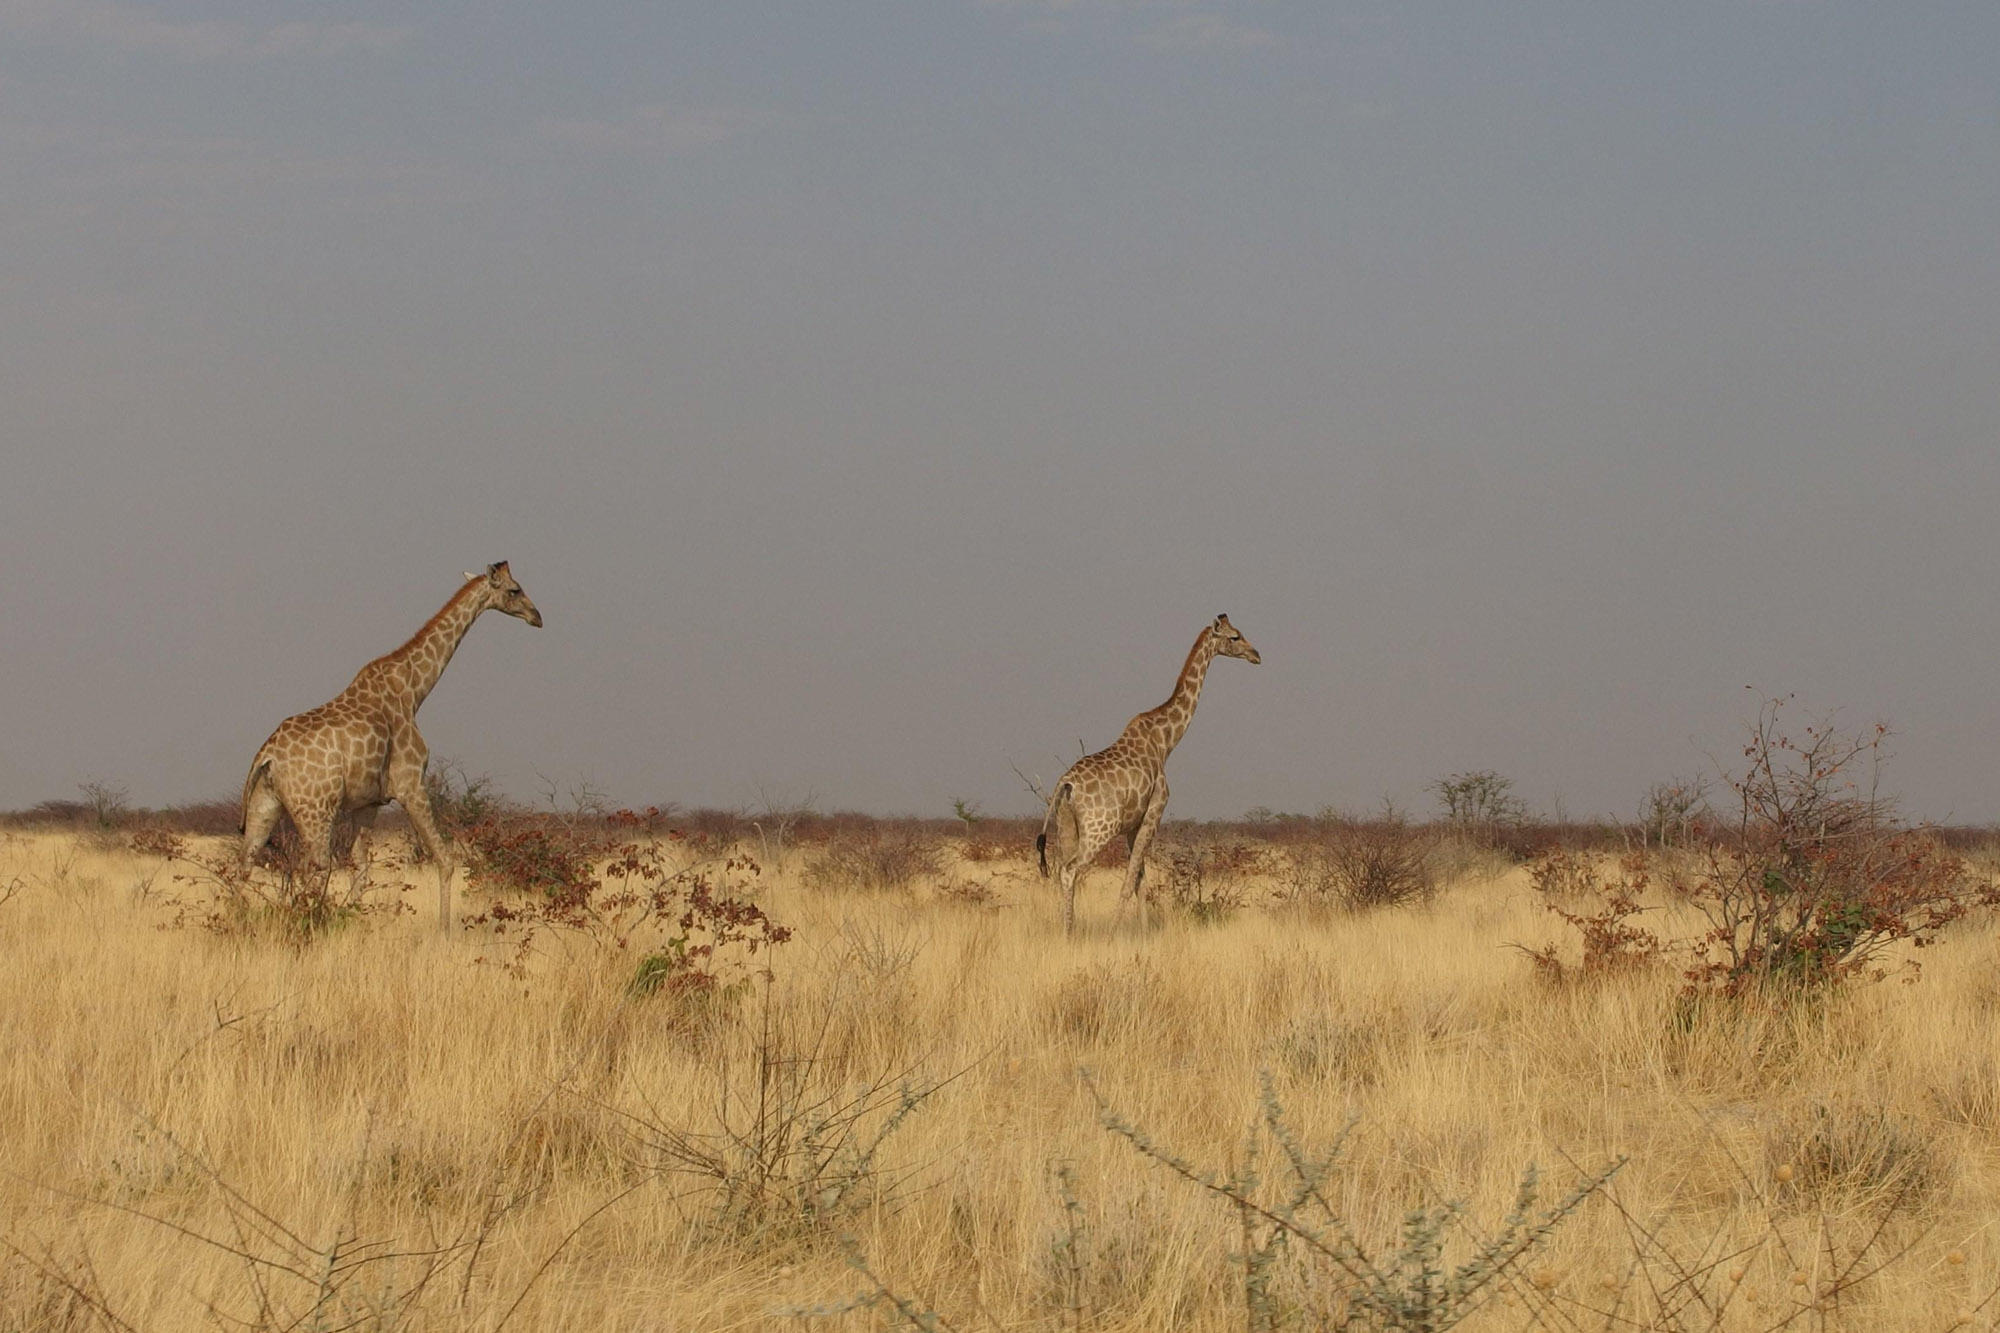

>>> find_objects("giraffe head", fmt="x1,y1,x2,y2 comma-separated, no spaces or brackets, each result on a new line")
1211,614,1260,664
465,561,544,628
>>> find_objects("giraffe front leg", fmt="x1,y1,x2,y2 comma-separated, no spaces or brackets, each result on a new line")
404,788,455,932
390,746,454,931
1121,787,1168,927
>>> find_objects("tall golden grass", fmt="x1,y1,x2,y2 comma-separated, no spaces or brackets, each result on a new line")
2,824,1997,1330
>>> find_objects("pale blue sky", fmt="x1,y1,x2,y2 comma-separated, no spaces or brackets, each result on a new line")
3,3,1997,819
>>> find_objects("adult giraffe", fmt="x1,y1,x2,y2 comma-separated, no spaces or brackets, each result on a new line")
1036,614,1261,934
240,562,543,928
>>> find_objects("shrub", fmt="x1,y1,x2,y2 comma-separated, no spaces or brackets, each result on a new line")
957,836,1014,863
1524,850,1664,981
463,810,790,994
1087,1070,1622,1332
461,817,598,902
676,806,747,842
1290,810,1437,911
34,1110,472,1331
802,824,942,893
156,797,243,836
24,798,92,825
1490,819,1624,862
1669,697,1999,994
1772,1101,1944,1207
627,994,951,1240
423,757,507,833
1142,844,1247,923
146,832,407,941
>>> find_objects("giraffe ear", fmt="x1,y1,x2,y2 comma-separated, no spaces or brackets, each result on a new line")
1215,613,1231,627
486,561,508,583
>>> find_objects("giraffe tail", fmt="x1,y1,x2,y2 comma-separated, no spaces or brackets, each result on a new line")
1036,782,1072,878
240,755,272,835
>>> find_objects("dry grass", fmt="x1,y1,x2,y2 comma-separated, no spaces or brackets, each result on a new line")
1,826,1998,1330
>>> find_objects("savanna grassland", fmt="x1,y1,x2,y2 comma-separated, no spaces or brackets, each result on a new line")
4,800,2000,1332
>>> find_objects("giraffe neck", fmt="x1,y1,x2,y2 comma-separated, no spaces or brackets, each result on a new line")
1146,628,1220,758
371,580,490,711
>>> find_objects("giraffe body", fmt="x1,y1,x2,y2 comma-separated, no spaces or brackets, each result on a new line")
1036,614,1261,934
241,562,543,926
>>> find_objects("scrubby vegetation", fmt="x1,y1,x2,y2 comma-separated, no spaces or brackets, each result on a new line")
5,705,2000,1328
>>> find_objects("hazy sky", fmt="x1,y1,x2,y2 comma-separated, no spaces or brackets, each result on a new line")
4,2,1998,821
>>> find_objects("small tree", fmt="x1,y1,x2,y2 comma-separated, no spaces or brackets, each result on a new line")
950,798,981,836
1673,696,1997,993
1427,771,1524,842
1636,775,1710,849
747,784,816,869
78,780,130,829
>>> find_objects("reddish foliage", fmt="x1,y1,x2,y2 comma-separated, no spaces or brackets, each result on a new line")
1674,823,1989,993
1529,850,1664,979
462,809,790,991
461,819,598,902
1669,698,2000,994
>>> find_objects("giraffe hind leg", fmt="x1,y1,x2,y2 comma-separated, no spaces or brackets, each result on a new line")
241,779,284,873
347,806,379,905
1058,823,1114,937
1114,830,1142,927
288,803,336,906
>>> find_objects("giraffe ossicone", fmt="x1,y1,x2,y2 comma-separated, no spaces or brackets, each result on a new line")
240,561,544,928
1035,613,1262,935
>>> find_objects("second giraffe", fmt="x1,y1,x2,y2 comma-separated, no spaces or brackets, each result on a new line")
1036,614,1262,934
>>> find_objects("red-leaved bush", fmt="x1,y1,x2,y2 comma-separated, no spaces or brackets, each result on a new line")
461,809,790,994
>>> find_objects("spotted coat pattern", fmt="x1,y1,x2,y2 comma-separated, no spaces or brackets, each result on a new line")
240,562,543,926
1037,615,1261,934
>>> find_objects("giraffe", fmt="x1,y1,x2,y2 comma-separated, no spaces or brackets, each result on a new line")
240,562,543,928
1036,614,1261,935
